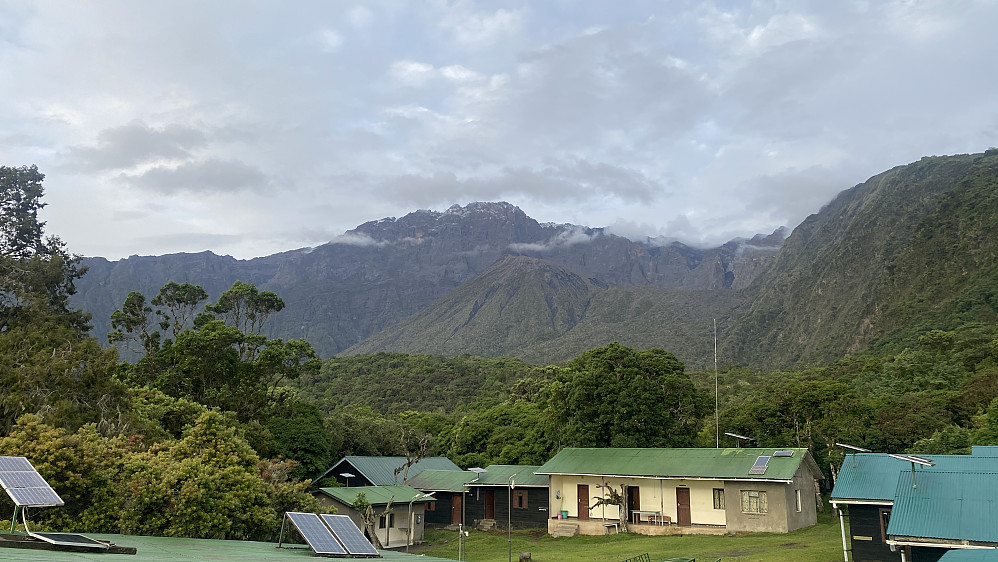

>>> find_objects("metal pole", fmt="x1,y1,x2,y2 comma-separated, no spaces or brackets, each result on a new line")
714,318,719,448
837,506,849,562
508,475,514,562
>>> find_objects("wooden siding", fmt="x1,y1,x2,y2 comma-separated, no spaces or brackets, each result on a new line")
465,487,550,529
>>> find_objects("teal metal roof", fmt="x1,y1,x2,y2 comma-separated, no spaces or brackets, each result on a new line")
534,448,815,482
466,465,549,487
407,470,478,492
317,485,436,506
318,456,461,486
939,550,998,561
831,454,998,503
887,472,998,544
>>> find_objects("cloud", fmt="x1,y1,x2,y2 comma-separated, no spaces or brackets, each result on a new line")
508,227,600,253
329,232,390,247
64,121,207,171
317,28,343,53
119,158,270,195
440,7,523,48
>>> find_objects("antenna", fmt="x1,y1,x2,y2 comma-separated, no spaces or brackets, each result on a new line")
714,318,718,449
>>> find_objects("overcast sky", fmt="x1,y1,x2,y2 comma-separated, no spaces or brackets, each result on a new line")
3,1,997,260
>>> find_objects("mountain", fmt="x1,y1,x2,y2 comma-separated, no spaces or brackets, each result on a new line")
722,150,998,368
345,255,743,367
72,202,781,360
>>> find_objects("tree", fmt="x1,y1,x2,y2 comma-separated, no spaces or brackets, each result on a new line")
549,343,709,448
152,282,209,339
207,281,285,360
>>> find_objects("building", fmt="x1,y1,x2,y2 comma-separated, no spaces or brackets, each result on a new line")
830,449,998,562
314,485,435,549
463,465,550,530
406,469,479,529
316,456,461,487
535,447,821,537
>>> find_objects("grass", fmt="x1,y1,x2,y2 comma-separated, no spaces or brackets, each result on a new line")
412,510,845,561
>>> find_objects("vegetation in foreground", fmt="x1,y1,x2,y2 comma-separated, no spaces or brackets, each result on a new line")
417,509,842,561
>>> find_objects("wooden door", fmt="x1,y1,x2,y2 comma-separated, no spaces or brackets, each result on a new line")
451,495,462,525
627,486,640,522
577,484,590,520
676,487,691,526
485,489,495,519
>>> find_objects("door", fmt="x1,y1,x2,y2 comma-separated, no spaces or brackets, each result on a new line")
452,495,462,525
577,484,590,520
485,489,495,519
676,487,691,526
627,486,641,523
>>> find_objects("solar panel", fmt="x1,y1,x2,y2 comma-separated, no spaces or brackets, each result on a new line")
285,512,346,555
321,514,379,556
748,455,771,475
0,457,33,472
773,450,795,457
0,456,64,507
30,533,108,550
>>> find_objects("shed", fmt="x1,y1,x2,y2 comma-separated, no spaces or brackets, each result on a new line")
314,485,436,549
464,465,550,530
406,469,479,529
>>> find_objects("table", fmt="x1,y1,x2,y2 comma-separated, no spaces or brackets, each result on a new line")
631,510,666,525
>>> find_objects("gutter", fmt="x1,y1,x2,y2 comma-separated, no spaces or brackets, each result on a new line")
535,472,794,484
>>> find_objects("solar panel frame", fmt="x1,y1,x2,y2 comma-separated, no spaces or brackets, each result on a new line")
7,487,64,507
285,512,346,555
748,455,771,475
321,514,379,556
0,471,50,489
773,450,795,457
0,456,65,508
30,532,109,550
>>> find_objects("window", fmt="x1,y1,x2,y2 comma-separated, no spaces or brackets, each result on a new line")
740,490,768,514
795,489,802,512
713,488,725,510
514,489,528,509
426,500,435,512
379,513,395,529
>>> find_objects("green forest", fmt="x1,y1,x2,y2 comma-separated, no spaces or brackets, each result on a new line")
3,164,998,540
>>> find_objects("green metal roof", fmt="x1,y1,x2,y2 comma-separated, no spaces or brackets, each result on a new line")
887,471,998,544
0,533,453,561
317,485,436,506
467,465,549,487
318,456,461,486
407,469,478,492
831,453,998,502
534,448,815,482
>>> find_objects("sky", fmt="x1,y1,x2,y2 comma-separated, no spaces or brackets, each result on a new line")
3,0,997,260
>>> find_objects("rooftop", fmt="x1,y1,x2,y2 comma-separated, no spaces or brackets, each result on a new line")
316,485,436,507
831,453,998,503
406,469,479,492
466,465,548,487
888,471,998,544
535,448,816,482
318,456,461,486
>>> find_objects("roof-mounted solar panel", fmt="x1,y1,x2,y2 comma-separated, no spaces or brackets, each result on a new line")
773,450,795,457
321,514,379,556
285,512,347,556
0,456,64,507
748,455,771,475
30,533,109,550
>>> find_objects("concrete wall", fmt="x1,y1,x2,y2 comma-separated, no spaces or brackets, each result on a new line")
547,475,727,532
723,481,791,533
784,464,818,532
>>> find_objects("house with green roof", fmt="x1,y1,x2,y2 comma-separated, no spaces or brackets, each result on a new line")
464,465,550,531
317,456,461,487
406,469,479,529
314,485,436,549
534,447,821,537
830,449,998,562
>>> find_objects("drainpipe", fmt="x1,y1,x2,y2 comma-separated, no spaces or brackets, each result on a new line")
833,502,848,562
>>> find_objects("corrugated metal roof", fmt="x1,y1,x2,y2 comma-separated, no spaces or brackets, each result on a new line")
534,448,814,482
466,465,548,488
407,469,478,492
831,454,998,502
317,485,435,506
938,549,998,561
319,456,461,486
887,472,998,544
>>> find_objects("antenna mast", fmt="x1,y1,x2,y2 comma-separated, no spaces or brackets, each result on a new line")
714,318,718,448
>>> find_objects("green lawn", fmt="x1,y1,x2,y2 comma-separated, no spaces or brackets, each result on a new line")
414,511,845,562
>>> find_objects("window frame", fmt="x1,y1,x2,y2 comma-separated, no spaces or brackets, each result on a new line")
712,488,725,510
739,490,768,514
514,489,528,510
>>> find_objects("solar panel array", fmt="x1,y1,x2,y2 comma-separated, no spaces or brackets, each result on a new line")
748,455,772,475
773,450,795,457
286,512,347,555
0,456,64,507
321,514,379,556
